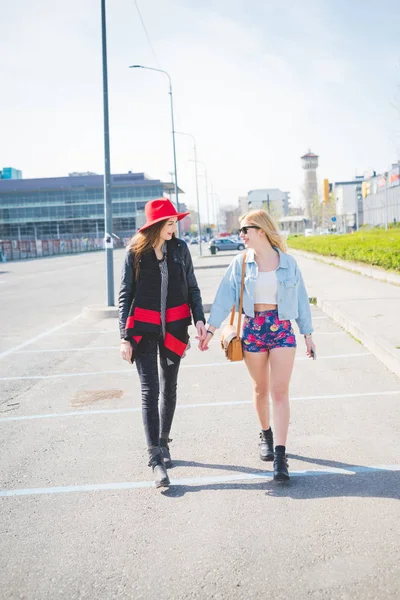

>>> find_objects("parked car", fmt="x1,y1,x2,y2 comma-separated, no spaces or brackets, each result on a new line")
209,238,245,252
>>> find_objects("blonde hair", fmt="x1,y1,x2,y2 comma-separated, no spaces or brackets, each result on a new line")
239,210,287,253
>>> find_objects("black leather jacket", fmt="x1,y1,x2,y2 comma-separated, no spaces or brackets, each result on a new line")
118,237,205,339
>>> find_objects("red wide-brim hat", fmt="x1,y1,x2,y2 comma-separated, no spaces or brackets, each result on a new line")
138,198,190,232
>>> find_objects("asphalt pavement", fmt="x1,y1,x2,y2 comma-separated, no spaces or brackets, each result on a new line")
0,246,399,599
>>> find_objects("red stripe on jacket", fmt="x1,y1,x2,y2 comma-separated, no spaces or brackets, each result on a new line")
164,333,187,357
133,307,161,325
126,316,135,330
166,304,191,323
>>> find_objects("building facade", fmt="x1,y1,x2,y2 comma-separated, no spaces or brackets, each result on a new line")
333,162,400,231
247,188,290,218
278,215,311,235
0,167,23,180
0,171,182,240
333,177,364,233
362,163,400,227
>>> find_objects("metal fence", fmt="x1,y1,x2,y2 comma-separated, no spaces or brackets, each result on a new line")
0,237,126,262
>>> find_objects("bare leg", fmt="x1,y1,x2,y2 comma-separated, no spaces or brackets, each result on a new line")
243,351,270,429
269,347,296,447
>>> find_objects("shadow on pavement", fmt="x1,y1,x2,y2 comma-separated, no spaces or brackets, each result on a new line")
162,455,400,500
171,459,272,475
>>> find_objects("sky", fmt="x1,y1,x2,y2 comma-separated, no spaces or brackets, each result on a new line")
0,0,399,220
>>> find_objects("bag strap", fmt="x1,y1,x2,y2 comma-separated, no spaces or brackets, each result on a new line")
229,253,247,332
236,253,246,338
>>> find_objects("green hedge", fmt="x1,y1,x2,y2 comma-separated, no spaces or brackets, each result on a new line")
287,229,400,272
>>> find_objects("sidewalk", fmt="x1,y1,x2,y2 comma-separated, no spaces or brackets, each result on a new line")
193,249,400,379
292,251,400,378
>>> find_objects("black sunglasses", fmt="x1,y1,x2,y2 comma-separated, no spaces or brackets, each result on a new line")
239,226,260,235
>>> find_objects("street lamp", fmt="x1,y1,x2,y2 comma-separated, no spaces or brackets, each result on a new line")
384,174,389,231
101,0,114,306
175,131,202,256
129,64,180,236
190,159,210,228
210,181,220,232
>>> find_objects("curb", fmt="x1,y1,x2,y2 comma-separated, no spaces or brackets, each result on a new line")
194,263,230,270
82,306,119,320
290,249,400,286
317,297,400,378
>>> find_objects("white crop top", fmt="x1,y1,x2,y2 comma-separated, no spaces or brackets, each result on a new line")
253,270,278,304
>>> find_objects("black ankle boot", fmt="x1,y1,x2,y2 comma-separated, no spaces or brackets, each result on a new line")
148,450,170,488
160,438,173,469
259,429,274,461
273,447,290,481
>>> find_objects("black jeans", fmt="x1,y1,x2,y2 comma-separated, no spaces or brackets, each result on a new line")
135,335,181,448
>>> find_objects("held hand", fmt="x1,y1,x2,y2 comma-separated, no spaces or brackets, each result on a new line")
195,321,207,342
120,340,133,362
199,331,213,352
305,336,316,359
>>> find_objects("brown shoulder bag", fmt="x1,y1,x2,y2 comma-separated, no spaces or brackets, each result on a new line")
220,253,246,362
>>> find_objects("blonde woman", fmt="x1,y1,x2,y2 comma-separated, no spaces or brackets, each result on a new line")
200,210,315,480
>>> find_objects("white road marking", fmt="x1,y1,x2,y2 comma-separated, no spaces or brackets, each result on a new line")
0,314,82,360
0,352,372,381
1,390,399,424
15,332,347,354
56,330,115,335
16,346,121,353
1,464,399,497
184,353,371,369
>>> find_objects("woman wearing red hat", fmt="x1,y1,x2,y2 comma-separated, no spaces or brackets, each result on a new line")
119,198,206,488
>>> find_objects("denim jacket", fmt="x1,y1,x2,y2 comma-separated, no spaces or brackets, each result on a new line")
208,248,313,335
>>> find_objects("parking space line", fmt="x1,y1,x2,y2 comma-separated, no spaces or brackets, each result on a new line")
0,314,82,360
14,332,348,354
56,330,116,335
1,390,399,424
1,464,399,498
17,346,121,353
0,352,372,381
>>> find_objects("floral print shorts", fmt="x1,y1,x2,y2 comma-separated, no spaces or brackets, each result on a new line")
242,310,296,353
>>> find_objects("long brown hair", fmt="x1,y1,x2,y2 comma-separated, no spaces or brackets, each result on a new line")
239,210,287,253
127,220,174,278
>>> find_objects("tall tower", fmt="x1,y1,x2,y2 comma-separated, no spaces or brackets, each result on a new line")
301,150,319,220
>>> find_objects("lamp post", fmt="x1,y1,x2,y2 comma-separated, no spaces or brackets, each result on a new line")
190,159,210,230
101,0,114,306
175,132,202,256
129,64,180,236
210,182,220,232
384,175,388,231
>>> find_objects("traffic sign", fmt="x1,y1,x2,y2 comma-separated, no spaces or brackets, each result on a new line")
331,216,337,222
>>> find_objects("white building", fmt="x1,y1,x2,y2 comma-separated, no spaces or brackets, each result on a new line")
238,196,248,216
247,188,290,217
363,163,400,227
334,163,400,231
333,178,364,232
